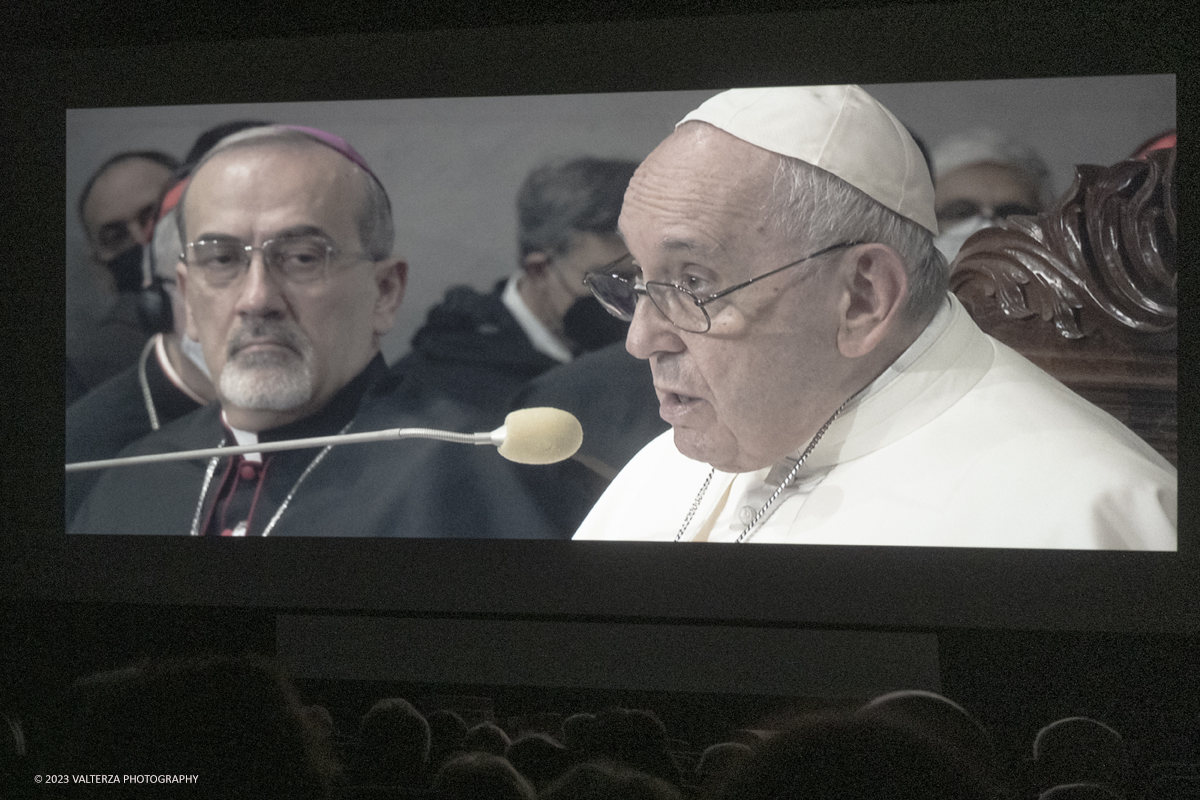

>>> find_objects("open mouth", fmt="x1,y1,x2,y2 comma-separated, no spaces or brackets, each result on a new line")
657,388,704,423
666,391,699,405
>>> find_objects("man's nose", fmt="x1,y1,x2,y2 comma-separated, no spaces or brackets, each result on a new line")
625,293,685,360
234,251,286,315
132,219,154,246
132,206,158,246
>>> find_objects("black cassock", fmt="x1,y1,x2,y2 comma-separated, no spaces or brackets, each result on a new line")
65,336,205,527
69,356,560,538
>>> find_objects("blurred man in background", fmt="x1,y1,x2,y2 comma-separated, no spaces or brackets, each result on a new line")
930,128,1048,261
79,151,180,294
395,157,637,420
68,151,179,401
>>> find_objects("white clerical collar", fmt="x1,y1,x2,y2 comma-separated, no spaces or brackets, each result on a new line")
221,412,263,463
846,295,954,409
730,295,979,534
501,274,573,364
786,293,991,471
765,296,951,468
769,296,954,471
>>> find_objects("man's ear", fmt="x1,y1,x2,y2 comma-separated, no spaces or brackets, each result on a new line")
835,244,909,359
177,261,200,342
521,251,552,278
372,258,408,335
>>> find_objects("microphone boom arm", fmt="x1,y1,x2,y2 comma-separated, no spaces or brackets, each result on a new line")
65,426,503,473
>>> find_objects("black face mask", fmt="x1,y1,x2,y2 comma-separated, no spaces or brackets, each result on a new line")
563,295,629,353
105,244,145,293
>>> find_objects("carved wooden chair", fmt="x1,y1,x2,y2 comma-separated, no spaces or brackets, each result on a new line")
950,147,1176,465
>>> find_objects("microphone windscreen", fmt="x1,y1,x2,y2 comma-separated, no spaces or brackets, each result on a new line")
497,407,583,464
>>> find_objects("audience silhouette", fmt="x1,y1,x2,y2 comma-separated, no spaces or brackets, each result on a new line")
433,751,537,800
13,654,1195,800
351,698,432,788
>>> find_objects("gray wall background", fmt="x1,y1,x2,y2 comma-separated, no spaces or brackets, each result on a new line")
66,74,1175,362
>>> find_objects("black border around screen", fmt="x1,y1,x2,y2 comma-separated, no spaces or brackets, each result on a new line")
4,0,1195,635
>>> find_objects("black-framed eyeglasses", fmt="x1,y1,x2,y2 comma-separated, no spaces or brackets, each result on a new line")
181,234,368,287
583,241,862,334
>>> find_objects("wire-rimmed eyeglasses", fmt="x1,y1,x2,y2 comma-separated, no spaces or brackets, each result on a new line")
181,234,369,287
582,241,862,334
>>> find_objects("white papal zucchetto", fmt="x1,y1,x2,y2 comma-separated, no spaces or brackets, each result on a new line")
678,85,939,235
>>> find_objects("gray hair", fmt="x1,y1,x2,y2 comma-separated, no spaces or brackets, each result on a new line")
517,156,639,260
768,155,948,321
178,127,394,261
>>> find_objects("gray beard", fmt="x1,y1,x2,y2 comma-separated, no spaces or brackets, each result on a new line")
219,348,314,411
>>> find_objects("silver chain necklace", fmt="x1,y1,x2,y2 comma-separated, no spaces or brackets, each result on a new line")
188,420,354,537
675,395,855,543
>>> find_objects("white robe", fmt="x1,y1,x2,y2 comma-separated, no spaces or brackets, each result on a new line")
573,295,1176,550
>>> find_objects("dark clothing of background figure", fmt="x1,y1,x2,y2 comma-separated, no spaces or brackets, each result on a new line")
71,355,559,539
66,291,149,401
66,360,89,408
391,279,559,425
507,342,668,537
65,336,205,526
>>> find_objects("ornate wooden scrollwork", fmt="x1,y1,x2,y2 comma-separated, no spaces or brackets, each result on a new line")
950,148,1176,464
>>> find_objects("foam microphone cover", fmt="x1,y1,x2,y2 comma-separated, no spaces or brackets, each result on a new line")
496,407,583,464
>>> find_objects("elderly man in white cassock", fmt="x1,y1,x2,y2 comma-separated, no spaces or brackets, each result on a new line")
573,86,1175,549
